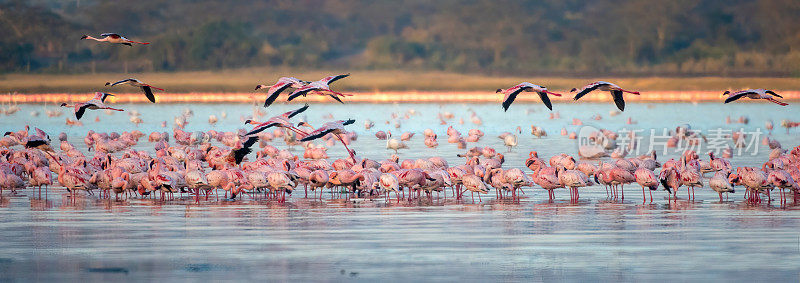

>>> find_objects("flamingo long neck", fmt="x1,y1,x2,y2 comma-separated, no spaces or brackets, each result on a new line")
87,36,105,42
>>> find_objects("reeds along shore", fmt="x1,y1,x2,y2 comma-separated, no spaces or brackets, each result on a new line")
4,91,800,104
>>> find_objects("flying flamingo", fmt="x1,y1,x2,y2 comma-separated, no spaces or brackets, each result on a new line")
243,104,310,136
81,33,150,46
571,81,640,111
496,82,563,111
106,78,164,103
255,77,309,107
287,74,351,103
723,89,788,106
60,92,123,120
299,119,357,159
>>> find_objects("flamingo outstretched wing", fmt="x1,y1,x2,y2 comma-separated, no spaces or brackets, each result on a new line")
232,136,259,164
573,82,607,101
765,90,783,98
263,82,292,107
321,74,350,85
141,86,157,103
287,86,316,101
501,86,529,112
283,104,309,119
300,128,336,142
724,91,754,104
537,91,553,111
611,90,625,111
109,78,136,87
75,104,91,120
100,33,122,38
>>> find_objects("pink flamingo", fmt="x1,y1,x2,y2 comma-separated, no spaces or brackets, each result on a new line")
723,89,788,106
299,120,357,160
557,167,591,202
81,33,149,45
496,82,563,111
288,74,351,103
634,168,658,203
256,77,309,107
377,173,401,203
571,81,640,111
461,174,490,202
106,78,164,103
658,167,682,200
60,92,124,120
709,171,736,202
768,170,798,204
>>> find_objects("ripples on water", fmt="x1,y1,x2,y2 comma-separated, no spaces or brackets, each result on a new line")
1,101,799,281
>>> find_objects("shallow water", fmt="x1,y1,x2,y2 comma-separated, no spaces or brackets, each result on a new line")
2,101,800,281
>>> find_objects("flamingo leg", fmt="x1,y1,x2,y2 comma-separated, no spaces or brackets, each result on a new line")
334,134,356,160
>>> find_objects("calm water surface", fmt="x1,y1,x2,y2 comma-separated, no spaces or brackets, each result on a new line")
1,101,799,281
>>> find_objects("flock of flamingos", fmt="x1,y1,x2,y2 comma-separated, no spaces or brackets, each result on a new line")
0,32,797,206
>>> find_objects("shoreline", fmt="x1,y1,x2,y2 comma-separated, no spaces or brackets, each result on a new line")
2,91,799,104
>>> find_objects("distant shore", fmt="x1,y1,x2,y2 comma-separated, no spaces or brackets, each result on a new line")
2,69,800,95
3,91,799,104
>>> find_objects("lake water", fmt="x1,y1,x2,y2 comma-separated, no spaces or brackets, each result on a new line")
1,101,799,281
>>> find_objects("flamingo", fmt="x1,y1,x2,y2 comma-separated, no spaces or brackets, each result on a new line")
723,89,788,106
377,173,401,202
557,167,591,202
767,170,798,204
659,167,682,200
255,77,309,107
461,174,490,202
243,104,310,136
736,167,772,202
81,33,150,46
634,168,658,203
288,74,351,103
299,120,357,160
60,92,124,120
709,171,736,202
386,132,409,154
496,82,563,111
105,78,163,103
308,170,330,199
571,81,640,111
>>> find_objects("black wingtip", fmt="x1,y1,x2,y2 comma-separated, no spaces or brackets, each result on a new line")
343,119,356,126
570,88,577,92
232,147,251,164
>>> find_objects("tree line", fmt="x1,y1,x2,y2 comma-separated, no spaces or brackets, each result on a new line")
2,0,799,76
